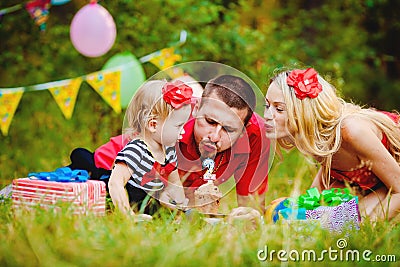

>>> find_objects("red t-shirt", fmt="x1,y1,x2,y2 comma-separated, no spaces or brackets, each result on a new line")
177,113,270,196
94,135,128,170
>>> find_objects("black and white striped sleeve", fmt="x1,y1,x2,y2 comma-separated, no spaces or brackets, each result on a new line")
115,140,153,174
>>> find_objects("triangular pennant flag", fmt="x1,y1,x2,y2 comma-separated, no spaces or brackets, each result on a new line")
0,88,24,136
165,66,185,79
48,78,82,119
149,47,182,70
86,70,121,114
25,0,51,31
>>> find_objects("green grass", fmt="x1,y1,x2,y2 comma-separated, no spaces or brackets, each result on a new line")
1,150,399,267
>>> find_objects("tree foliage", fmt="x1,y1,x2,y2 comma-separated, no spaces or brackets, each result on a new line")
0,0,398,182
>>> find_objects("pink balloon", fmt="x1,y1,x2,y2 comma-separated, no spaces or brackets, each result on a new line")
70,3,117,57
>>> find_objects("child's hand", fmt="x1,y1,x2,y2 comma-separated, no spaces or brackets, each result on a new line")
159,169,187,209
159,188,188,210
134,213,153,222
166,182,186,204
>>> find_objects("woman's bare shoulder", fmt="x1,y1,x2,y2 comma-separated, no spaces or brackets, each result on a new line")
340,115,381,149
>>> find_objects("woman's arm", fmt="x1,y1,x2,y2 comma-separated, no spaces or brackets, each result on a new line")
341,117,400,220
310,166,347,191
310,167,324,191
108,162,134,215
369,192,400,220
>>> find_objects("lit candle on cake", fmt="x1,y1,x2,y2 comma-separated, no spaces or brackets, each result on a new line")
194,158,222,214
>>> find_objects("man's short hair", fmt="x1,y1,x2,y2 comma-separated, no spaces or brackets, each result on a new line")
202,75,256,125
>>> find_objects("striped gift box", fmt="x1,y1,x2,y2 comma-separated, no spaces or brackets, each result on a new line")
12,178,106,215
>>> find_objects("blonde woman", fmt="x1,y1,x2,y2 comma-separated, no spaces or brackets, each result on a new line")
264,68,400,221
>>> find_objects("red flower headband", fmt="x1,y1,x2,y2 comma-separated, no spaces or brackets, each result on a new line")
162,80,193,109
286,68,322,100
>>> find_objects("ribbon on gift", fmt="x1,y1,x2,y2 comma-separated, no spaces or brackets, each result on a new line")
274,188,357,226
28,167,89,182
279,207,307,221
284,187,355,210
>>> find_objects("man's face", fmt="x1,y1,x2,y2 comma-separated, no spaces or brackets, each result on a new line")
193,92,248,159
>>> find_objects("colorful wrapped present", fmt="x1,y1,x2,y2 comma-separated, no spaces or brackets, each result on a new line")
303,197,359,233
273,188,360,233
12,178,106,215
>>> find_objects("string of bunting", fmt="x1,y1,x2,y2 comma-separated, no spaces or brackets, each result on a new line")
0,30,187,136
0,0,55,31
0,1,96,31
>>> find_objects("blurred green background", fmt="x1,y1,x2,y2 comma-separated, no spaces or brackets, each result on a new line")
1,0,399,185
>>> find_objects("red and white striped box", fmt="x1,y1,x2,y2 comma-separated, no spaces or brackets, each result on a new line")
12,178,106,215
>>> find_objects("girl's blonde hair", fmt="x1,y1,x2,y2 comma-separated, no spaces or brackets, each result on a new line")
271,69,400,188
124,80,172,138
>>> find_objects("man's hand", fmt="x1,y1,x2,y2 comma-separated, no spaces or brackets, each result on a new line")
237,194,265,213
227,207,262,231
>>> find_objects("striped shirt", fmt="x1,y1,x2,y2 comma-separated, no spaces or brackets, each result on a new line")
115,139,177,191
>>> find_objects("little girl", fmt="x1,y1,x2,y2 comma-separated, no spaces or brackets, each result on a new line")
108,80,193,215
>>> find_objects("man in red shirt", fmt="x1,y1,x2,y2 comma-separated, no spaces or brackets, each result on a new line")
176,74,270,211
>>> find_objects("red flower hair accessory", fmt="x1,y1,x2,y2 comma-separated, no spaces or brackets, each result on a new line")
162,80,193,109
286,68,322,100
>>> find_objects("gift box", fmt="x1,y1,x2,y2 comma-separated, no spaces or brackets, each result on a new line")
304,197,359,233
12,178,106,215
273,188,360,234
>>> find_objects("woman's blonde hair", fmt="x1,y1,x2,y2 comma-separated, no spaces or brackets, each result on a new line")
271,69,400,188
124,80,172,138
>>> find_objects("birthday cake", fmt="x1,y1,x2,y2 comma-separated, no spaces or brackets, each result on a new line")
194,179,222,214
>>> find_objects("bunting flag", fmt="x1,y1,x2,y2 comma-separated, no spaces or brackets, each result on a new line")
165,66,185,79
0,88,24,136
25,0,51,31
149,47,182,70
48,78,82,119
0,32,185,136
86,70,121,114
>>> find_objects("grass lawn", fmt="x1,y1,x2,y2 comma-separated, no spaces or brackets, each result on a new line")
1,150,399,266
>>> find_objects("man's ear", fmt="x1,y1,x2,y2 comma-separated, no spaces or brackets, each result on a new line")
191,99,200,118
146,118,158,133
238,126,246,138
238,118,249,138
